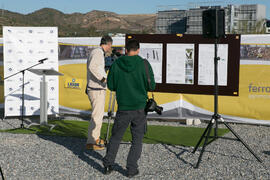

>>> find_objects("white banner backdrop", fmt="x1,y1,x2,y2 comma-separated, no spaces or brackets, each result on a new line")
3,26,59,116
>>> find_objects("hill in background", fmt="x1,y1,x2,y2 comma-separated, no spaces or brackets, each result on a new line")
0,8,156,36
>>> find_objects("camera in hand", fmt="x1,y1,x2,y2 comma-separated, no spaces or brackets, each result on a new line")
145,98,163,115
111,48,123,58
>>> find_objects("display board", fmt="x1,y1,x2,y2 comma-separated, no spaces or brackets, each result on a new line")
3,26,59,116
126,34,240,96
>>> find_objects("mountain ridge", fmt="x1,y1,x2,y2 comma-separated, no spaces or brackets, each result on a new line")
0,8,157,36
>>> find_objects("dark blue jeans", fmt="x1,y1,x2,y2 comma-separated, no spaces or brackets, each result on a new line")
103,109,146,173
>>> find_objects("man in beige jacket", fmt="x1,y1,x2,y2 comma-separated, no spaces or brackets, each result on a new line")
86,35,113,150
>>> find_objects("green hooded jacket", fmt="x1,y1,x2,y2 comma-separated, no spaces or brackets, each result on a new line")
107,55,156,111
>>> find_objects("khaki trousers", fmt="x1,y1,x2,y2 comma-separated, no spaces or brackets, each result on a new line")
87,89,106,144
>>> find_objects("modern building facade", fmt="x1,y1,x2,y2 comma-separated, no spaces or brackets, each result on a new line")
155,10,186,34
156,4,266,34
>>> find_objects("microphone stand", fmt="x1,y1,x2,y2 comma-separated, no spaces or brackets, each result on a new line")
4,58,48,129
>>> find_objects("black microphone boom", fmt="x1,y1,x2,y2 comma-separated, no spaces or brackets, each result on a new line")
38,58,48,63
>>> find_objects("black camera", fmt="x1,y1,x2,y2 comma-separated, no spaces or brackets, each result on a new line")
111,48,123,58
105,47,124,71
145,98,163,115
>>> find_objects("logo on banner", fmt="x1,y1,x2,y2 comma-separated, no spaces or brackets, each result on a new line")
18,59,23,63
40,40,44,44
29,30,33,33
248,83,270,99
8,29,12,33
8,49,12,53
248,83,270,93
50,30,54,33
65,78,82,89
38,51,45,54
29,50,33,54
49,79,56,82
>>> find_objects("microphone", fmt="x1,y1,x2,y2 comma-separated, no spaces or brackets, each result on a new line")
38,58,48,63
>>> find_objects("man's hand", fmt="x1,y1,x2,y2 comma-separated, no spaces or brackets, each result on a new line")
101,77,107,84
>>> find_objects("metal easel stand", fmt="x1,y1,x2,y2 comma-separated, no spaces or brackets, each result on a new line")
192,38,262,168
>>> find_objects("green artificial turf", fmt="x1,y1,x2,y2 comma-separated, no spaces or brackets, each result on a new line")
0,120,229,147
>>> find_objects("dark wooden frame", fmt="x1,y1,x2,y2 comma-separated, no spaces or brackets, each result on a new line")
126,34,240,96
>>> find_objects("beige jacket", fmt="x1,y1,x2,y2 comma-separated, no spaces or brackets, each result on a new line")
87,47,107,90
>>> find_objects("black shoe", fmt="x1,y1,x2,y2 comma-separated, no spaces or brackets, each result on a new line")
104,165,113,175
127,169,139,178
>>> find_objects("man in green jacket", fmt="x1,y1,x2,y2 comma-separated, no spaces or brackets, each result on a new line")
103,39,155,177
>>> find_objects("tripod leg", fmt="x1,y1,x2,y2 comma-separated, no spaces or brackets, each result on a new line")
193,119,213,153
0,166,4,180
105,117,111,145
222,120,262,163
105,92,113,144
105,92,116,145
214,120,218,138
195,122,214,168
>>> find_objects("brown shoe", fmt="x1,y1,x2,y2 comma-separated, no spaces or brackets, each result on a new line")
86,144,105,151
96,139,105,146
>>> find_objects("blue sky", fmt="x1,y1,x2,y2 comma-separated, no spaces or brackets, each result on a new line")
1,0,270,18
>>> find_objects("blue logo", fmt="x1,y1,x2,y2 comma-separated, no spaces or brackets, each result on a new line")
29,30,33,33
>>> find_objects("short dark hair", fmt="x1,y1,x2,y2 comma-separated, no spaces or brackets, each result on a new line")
126,39,140,52
100,35,113,45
